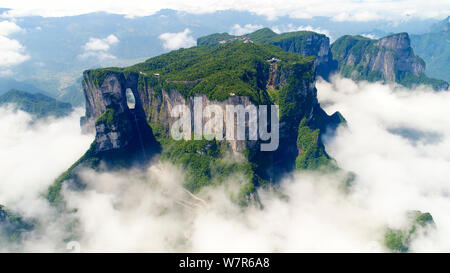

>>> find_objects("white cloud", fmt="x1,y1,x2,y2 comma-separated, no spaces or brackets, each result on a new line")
158,28,196,50
60,168,385,252
0,21,29,72
360,33,378,39
0,36,29,66
0,107,93,252
79,51,117,61
271,24,332,40
0,0,449,22
318,76,450,251
59,78,450,252
0,106,92,215
79,34,119,60
0,20,22,36
229,24,263,35
83,34,118,51
4,76,450,252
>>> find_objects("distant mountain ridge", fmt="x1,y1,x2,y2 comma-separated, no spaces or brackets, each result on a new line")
0,90,73,118
410,16,450,83
0,9,442,106
0,78,53,97
428,16,450,33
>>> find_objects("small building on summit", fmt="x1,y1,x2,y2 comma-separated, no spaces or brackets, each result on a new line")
266,57,281,63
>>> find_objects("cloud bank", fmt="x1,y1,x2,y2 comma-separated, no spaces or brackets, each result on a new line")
2,76,450,252
0,106,92,250
61,167,382,252
1,0,448,22
318,76,450,251
159,29,196,51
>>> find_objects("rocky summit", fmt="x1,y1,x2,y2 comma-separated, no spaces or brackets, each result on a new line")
331,33,449,90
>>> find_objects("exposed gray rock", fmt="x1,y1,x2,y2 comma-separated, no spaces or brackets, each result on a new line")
332,33,449,90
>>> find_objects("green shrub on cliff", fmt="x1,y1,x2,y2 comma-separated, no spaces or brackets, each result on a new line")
95,108,115,127
384,211,435,252
397,72,448,90
197,32,235,46
197,27,327,53
295,118,334,170
47,141,100,207
159,136,256,196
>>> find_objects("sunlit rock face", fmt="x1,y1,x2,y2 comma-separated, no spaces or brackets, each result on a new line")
331,33,449,90
80,42,342,179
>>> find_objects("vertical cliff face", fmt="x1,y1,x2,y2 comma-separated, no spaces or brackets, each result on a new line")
331,33,449,90
375,33,424,80
268,31,338,80
81,71,158,160
82,71,250,154
81,67,335,157
42,42,347,207
76,42,342,192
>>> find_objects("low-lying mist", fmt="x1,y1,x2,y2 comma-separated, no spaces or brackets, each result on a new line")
0,107,92,215
1,76,450,252
318,76,450,251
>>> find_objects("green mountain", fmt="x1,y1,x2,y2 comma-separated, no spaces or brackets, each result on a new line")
331,33,449,90
198,28,338,80
384,210,435,252
47,41,344,207
410,16,450,83
0,90,73,118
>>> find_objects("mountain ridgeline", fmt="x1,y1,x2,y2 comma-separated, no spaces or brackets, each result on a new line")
47,41,344,206
198,28,449,90
0,89,73,118
331,33,449,90
198,28,338,81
